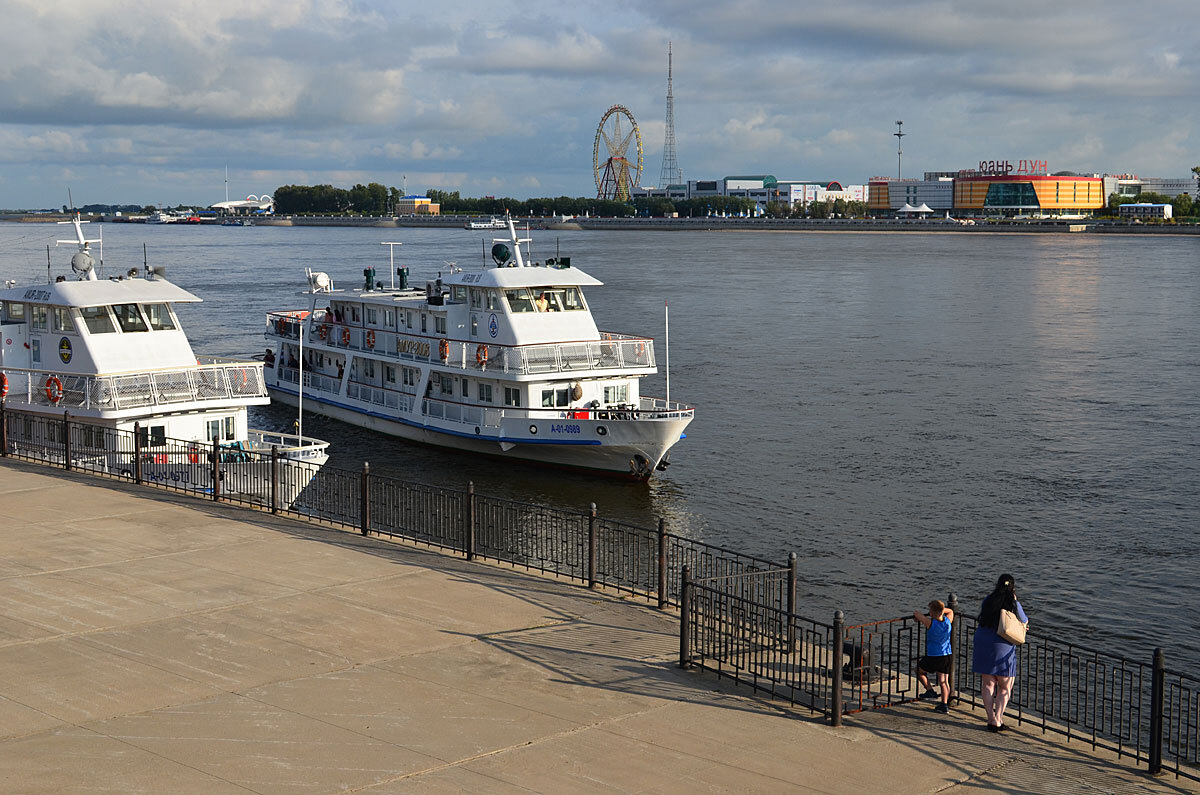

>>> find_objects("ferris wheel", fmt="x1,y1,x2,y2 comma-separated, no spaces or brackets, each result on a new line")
593,105,643,201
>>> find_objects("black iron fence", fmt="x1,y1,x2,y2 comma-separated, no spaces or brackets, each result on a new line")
0,404,779,609
5,404,1197,780
679,570,1200,782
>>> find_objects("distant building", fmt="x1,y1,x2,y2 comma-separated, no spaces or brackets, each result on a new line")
396,195,440,215
868,178,953,213
211,194,274,216
954,174,1104,217
1103,175,1198,200
778,181,866,207
1119,203,1173,220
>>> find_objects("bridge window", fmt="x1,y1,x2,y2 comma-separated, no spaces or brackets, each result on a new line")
470,288,482,308
112,304,148,332
3,302,25,323
143,303,176,331
53,307,76,334
80,306,116,334
450,286,467,303
485,290,500,310
30,305,47,330
505,288,535,313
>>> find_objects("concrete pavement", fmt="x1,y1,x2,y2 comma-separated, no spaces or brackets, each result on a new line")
0,459,1194,794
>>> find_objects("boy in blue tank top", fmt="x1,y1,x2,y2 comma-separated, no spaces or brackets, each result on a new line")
914,599,955,713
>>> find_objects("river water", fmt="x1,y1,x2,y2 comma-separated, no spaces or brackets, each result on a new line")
2,223,1197,670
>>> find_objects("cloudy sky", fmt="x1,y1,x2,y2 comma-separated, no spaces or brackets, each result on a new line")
1,0,1197,208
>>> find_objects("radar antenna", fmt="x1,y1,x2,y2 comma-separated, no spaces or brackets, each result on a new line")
56,214,102,280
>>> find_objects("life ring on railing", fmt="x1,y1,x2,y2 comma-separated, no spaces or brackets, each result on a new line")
635,341,646,357
44,375,63,404
318,324,330,340
366,329,376,349
340,326,351,345
439,338,449,361
0,373,7,398
475,344,489,366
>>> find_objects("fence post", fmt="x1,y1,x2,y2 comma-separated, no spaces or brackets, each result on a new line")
270,445,279,515
787,552,797,653
133,422,142,484
1150,647,1165,776
465,481,475,559
947,592,959,703
360,461,370,536
587,502,597,589
0,399,7,457
211,438,220,501
657,517,667,609
62,411,71,471
679,564,691,669
831,610,845,727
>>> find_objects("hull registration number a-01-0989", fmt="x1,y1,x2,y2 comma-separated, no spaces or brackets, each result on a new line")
550,424,581,434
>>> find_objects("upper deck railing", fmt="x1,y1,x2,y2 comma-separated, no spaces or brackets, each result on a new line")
266,311,655,376
0,359,267,413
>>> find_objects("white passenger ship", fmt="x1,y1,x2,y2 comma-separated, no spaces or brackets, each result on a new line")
0,217,329,501
263,221,693,478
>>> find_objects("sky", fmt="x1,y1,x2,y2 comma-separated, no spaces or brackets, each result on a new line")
1,0,1197,208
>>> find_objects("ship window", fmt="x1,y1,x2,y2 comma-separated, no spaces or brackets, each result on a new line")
80,306,116,334
141,424,167,447
366,308,377,324
206,420,220,441
52,307,76,334
440,375,453,395
451,286,467,303
403,367,416,386
351,306,361,323
384,365,396,384
478,383,493,403
421,313,427,332
505,288,535,313
485,290,500,310
384,309,395,328
541,388,569,407
435,316,446,334
223,416,236,440
112,304,148,332
469,288,482,308
461,378,469,397
406,310,413,329
31,337,40,363
604,384,628,404
30,304,48,330
2,302,25,323
504,387,521,407
143,303,176,330
559,287,586,311
470,315,478,337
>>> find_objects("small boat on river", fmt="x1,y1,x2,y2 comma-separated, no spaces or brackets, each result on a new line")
0,216,329,502
262,221,693,478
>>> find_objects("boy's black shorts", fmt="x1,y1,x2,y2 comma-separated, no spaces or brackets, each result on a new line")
919,654,953,675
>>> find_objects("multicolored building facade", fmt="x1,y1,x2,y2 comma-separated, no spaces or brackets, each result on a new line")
869,172,1107,217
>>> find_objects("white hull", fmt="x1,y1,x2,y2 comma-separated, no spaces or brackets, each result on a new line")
270,385,687,478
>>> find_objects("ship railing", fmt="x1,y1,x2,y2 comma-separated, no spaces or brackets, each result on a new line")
265,311,308,340
0,362,267,412
269,320,655,376
276,367,342,395
421,397,494,427
245,428,327,455
497,399,695,422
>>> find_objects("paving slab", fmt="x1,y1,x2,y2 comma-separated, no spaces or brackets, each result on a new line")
0,459,1195,795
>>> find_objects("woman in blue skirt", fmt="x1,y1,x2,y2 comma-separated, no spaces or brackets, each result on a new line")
972,574,1028,731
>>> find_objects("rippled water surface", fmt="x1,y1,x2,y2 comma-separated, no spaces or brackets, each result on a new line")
2,223,1197,668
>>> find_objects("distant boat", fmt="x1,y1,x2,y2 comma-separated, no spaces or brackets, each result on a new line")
145,211,176,224
222,218,253,227
465,217,508,230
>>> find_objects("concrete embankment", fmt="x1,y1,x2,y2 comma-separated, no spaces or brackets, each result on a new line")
0,459,1188,793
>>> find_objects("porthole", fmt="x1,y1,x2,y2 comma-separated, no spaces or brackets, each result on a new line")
596,425,608,436
529,424,538,434
475,426,480,435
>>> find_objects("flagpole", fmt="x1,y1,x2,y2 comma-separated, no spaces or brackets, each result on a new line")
665,301,670,407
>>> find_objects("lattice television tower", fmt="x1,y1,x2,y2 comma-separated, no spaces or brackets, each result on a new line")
658,42,682,187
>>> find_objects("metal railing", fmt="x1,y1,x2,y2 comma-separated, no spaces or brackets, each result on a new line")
265,312,656,376
0,360,267,412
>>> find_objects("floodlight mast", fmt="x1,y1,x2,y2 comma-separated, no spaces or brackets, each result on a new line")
894,120,906,181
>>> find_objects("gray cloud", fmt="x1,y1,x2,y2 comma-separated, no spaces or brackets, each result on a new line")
0,0,1197,208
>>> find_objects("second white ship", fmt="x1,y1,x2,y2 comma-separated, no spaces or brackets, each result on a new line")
262,222,693,478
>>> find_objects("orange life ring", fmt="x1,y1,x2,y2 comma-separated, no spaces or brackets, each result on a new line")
366,329,376,349
239,368,249,387
319,324,330,340
635,341,646,357
475,344,489,366
44,375,63,404
438,339,449,361
0,373,7,397
341,326,351,345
